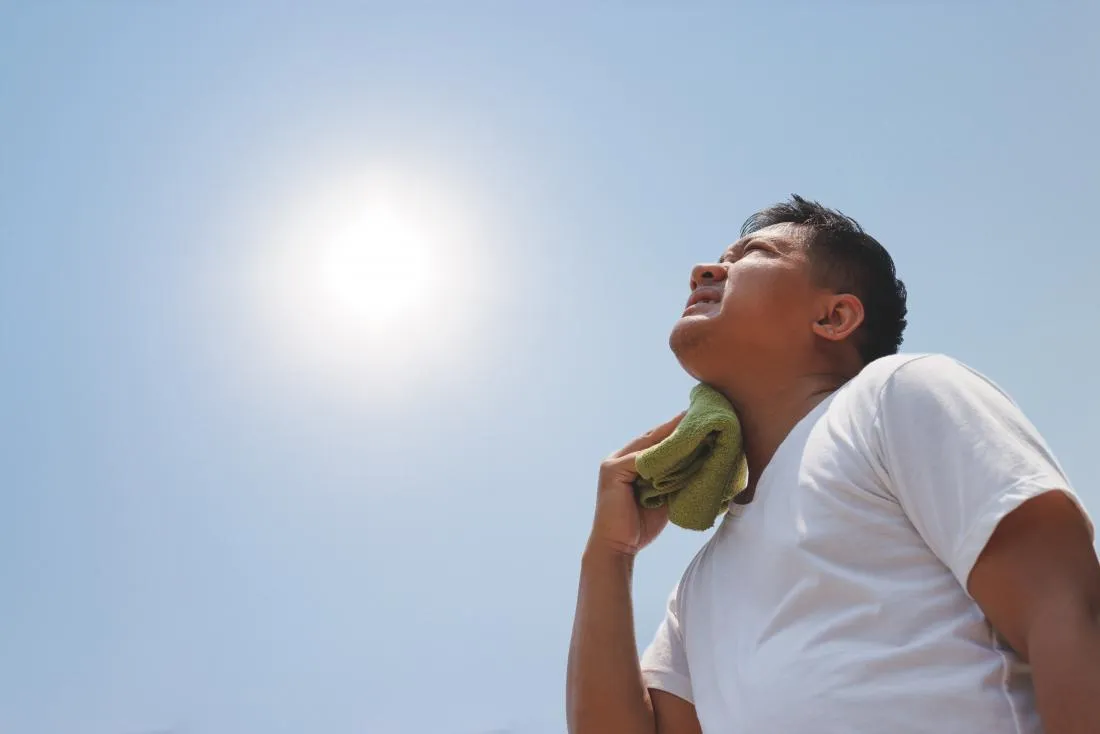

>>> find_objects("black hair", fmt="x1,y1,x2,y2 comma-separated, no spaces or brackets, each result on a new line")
741,194,908,364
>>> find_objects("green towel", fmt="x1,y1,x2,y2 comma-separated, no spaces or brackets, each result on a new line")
633,384,749,531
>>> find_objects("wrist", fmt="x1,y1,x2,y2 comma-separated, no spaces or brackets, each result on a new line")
583,536,638,568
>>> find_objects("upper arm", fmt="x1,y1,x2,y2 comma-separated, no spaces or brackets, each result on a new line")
640,584,699,732
968,489,1100,661
875,355,1091,592
650,688,702,734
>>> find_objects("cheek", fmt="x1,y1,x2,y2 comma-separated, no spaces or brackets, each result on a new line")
720,272,809,330
723,271,783,312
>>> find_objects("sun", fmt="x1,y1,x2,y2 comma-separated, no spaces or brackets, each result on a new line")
318,202,444,334
253,169,491,388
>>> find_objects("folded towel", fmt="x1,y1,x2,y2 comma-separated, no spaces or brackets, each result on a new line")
633,384,748,531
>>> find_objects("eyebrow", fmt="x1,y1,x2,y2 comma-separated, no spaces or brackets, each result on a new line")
719,237,765,262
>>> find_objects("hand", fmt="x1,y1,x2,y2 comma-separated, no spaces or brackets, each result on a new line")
588,413,686,557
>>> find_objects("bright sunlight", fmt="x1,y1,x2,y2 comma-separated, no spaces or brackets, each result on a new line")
252,167,493,390
318,199,446,334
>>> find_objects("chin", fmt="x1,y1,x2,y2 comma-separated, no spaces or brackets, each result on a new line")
669,319,709,380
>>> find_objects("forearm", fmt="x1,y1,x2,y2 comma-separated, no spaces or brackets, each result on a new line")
567,542,656,734
1029,608,1100,734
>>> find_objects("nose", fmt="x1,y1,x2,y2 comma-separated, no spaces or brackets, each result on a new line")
690,263,727,290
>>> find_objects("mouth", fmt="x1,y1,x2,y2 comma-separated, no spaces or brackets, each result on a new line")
683,287,723,315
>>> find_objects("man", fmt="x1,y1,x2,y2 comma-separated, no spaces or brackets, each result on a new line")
566,196,1099,733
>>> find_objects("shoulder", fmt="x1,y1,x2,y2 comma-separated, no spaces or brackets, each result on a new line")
825,353,1018,453
847,352,964,393
844,352,1010,412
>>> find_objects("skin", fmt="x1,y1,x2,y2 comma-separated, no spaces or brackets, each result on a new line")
967,491,1100,734
566,223,1100,734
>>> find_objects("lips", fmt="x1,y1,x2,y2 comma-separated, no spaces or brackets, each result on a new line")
685,286,723,311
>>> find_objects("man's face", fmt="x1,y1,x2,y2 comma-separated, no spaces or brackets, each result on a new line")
669,223,825,383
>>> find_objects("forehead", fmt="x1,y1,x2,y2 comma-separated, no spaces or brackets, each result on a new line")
724,222,809,255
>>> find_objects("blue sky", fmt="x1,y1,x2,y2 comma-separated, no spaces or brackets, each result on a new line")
2,3,1098,733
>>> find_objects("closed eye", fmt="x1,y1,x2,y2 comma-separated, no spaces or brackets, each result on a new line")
720,242,771,263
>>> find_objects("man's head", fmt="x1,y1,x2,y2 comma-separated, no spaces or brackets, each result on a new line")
669,195,908,386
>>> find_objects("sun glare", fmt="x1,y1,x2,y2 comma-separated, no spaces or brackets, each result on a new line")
254,169,491,388
319,203,444,332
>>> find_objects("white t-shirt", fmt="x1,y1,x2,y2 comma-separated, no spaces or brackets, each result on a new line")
641,353,1091,733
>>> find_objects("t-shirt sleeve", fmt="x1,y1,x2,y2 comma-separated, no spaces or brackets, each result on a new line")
640,585,693,703
874,354,1092,593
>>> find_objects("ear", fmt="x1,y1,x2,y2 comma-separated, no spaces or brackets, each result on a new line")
812,293,864,342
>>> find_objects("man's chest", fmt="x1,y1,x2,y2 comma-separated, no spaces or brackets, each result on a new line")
676,473,987,732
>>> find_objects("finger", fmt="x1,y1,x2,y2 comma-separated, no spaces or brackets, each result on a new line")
611,411,687,459
599,451,663,501
599,451,640,482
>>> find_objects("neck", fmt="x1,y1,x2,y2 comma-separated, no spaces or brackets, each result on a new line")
715,368,849,497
